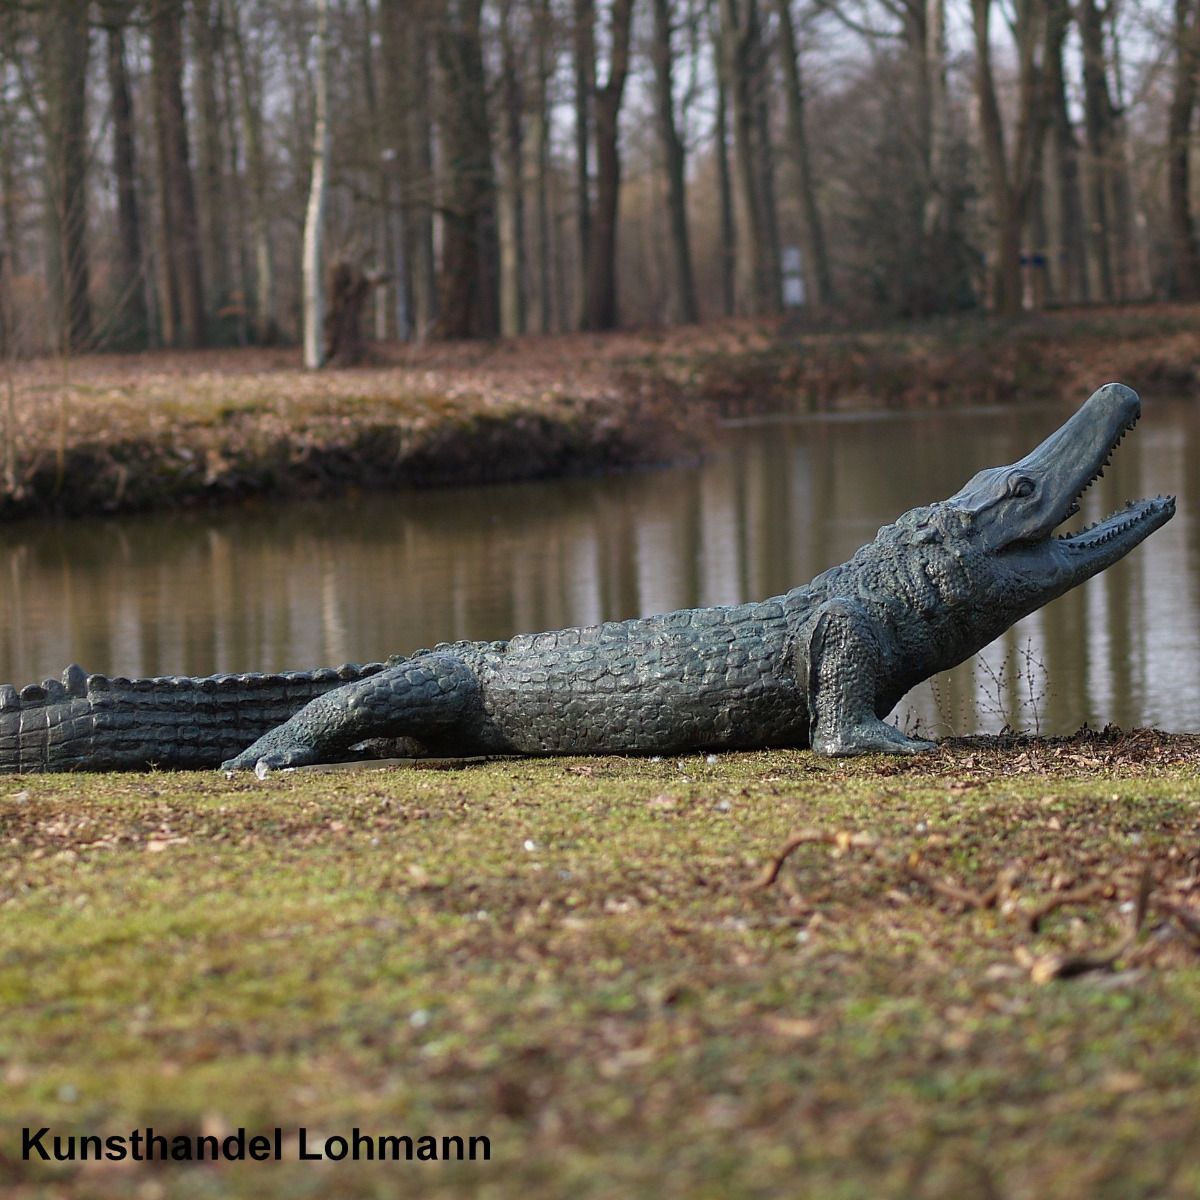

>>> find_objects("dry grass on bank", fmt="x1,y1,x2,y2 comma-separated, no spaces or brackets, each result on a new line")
0,338,713,518
4,305,1200,518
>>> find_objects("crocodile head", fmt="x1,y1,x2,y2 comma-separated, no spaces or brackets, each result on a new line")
947,382,1174,613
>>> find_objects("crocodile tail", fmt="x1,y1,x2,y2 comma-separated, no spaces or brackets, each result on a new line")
0,661,391,774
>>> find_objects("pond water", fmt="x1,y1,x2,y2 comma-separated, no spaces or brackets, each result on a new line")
2,399,1197,739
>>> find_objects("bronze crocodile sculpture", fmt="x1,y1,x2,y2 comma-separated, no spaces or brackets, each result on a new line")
0,383,1174,774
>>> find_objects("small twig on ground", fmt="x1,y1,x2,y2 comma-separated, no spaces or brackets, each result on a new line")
903,864,1003,911
1018,939,1136,984
1022,880,1112,933
751,832,1197,980
747,827,878,891
1016,862,1153,983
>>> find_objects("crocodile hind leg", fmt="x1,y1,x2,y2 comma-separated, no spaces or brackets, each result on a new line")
221,653,481,771
804,597,935,757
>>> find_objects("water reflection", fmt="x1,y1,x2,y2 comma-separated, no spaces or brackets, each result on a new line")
2,400,1197,737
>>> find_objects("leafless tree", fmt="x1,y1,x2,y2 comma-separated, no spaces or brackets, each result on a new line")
40,0,93,351
583,0,635,330
497,0,528,335
775,0,833,307
151,0,206,347
436,0,500,338
1168,0,1200,298
717,0,780,314
651,0,699,323
970,0,1050,314
302,0,330,368
100,1,148,347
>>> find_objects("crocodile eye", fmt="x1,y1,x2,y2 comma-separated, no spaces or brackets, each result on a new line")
1010,477,1035,498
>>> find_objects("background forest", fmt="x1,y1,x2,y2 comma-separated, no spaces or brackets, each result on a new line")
2,0,1199,360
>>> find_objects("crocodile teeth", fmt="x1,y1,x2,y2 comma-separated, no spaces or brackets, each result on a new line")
1056,492,1175,546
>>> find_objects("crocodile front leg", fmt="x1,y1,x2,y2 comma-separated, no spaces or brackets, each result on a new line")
222,653,482,771
803,597,935,757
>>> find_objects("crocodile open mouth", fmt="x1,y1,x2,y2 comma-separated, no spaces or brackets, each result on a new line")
1054,401,1139,523
1051,405,1175,548
1056,495,1176,549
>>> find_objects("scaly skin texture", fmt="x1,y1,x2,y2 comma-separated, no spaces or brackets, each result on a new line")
0,384,1176,774
0,663,391,773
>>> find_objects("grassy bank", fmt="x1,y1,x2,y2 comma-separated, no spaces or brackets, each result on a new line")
0,343,711,519
4,730,1200,1197
4,306,1200,518
676,305,1200,414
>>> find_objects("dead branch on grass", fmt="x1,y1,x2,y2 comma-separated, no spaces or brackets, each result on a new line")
902,863,1018,912
1014,868,1151,981
746,827,879,891
1021,880,1113,933
751,831,1200,980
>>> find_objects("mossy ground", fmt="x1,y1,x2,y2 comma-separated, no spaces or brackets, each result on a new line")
4,730,1200,1198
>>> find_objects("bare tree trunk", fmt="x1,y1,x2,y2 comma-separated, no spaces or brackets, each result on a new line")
1169,0,1200,298
972,0,1015,311
358,0,400,341
192,0,230,324
325,260,371,365
1046,0,1089,301
498,0,528,336
1107,124,1137,299
718,0,777,314
753,85,783,307
284,3,315,206
408,7,438,338
377,0,409,340
923,0,948,237
380,0,436,340
302,0,330,368
151,0,206,348
225,0,276,343
40,0,93,352
572,0,595,328
1105,9,1138,298
970,0,1048,315
651,0,699,323
217,16,251,344
1078,0,1115,300
0,72,17,282
902,0,956,313
713,40,736,317
553,185,570,330
584,0,636,331
103,5,148,346
151,0,205,348
436,0,500,338
529,0,555,334
774,0,833,306
1028,169,1050,307
0,68,16,353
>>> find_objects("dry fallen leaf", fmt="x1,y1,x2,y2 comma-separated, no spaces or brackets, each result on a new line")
762,1015,822,1040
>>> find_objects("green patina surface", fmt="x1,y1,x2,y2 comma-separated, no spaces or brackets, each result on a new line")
4,731,1200,1198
